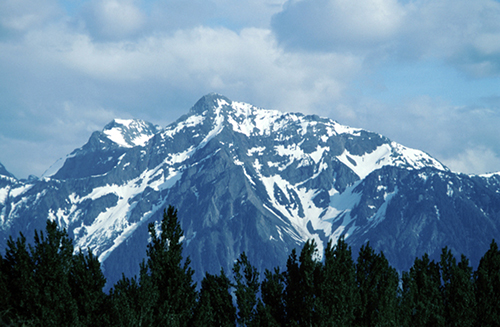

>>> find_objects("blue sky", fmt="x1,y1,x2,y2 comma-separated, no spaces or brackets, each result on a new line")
1,0,500,178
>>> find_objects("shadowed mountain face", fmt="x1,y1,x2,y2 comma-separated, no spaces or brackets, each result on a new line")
1,93,500,285
0,163,14,179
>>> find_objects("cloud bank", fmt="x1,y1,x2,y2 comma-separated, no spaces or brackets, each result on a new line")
0,0,499,178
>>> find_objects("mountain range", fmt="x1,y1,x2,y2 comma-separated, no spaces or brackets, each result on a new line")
1,93,500,285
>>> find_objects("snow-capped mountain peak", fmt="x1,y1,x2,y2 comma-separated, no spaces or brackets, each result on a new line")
103,119,161,148
172,94,447,180
2,93,498,289
41,118,161,179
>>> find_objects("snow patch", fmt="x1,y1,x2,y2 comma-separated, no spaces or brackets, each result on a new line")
103,119,158,148
9,184,33,198
447,183,454,197
0,186,10,204
368,187,398,226
247,146,266,156
337,142,446,179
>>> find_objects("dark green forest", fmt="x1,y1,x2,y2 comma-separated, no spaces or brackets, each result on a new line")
1,206,499,326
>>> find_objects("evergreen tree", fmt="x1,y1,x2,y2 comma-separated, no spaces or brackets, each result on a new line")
474,239,500,327
440,248,476,327
250,299,275,327
69,250,109,326
283,240,321,327
233,252,260,326
259,267,286,327
3,231,36,323
141,205,197,326
316,237,358,327
192,269,236,327
30,220,78,325
283,247,300,326
3,221,79,326
400,253,444,327
109,272,156,327
0,251,12,324
355,243,399,327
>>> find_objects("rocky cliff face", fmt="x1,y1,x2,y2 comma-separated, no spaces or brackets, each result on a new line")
1,93,499,285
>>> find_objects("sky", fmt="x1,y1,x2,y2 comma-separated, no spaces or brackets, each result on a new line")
1,0,500,179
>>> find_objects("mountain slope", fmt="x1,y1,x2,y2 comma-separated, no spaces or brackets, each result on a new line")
1,94,499,285
0,163,15,179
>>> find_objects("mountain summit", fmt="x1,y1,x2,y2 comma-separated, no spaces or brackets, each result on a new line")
0,162,15,179
102,119,161,148
1,94,500,285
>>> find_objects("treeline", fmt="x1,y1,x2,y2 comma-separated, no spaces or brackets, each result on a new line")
1,206,500,326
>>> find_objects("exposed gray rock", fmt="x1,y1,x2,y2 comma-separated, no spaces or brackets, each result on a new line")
1,94,499,287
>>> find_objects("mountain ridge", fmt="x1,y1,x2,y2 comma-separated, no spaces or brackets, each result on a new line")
1,93,499,286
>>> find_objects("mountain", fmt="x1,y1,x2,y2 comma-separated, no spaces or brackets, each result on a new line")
0,162,15,179
1,93,500,286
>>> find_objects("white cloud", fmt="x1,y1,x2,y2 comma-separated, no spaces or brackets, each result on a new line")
443,147,500,175
82,0,146,40
209,0,288,28
1,0,499,178
0,0,61,33
272,0,500,76
400,0,500,76
272,0,405,52
0,100,120,179
474,33,500,56
77,0,287,39
3,21,362,111
0,17,365,177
